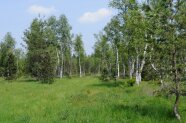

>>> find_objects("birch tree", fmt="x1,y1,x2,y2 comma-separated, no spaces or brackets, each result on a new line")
146,0,186,119
94,32,112,75
104,17,122,79
74,34,85,77
124,7,149,85
57,15,72,78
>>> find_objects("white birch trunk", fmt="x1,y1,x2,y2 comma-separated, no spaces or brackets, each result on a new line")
136,44,148,85
78,54,82,77
56,49,60,76
150,48,164,85
136,54,140,85
60,52,63,79
151,63,163,85
129,58,135,79
123,63,126,78
116,47,119,78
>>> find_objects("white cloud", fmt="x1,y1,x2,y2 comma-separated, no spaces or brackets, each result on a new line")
79,8,113,23
28,5,56,15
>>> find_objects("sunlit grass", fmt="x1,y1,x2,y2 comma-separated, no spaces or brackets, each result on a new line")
0,77,185,123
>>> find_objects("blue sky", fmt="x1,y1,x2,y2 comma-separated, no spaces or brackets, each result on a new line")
0,0,115,54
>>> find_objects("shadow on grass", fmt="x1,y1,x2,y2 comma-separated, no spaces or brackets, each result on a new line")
90,81,124,88
113,103,175,122
91,83,117,88
17,78,38,83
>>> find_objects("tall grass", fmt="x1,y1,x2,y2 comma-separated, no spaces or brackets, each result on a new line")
0,77,185,123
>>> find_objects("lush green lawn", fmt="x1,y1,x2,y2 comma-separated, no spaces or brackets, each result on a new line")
0,77,185,123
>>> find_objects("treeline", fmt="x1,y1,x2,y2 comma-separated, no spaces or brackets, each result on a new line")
95,0,186,85
23,15,110,82
0,15,101,82
0,1,185,87
0,0,185,120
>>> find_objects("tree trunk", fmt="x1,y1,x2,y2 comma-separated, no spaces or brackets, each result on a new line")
122,55,126,78
69,56,72,77
139,44,148,73
172,49,181,120
60,53,63,79
174,92,181,120
151,63,164,85
129,58,135,79
116,47,119,79
122,63,125,78
78,55,82,77
136,54,140,85
60,67,63,78
136,44,148,85
56,49,60,77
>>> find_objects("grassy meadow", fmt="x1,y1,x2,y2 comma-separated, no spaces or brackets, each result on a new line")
0,77,186,123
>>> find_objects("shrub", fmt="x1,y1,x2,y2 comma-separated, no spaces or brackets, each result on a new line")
111,68,117,79
0,67,4,77
100,68,110,81
127,79,136,86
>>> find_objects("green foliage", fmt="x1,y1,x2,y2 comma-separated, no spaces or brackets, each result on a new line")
100,67,110,81
111,67,117,79
40,47,57,84
0,67,4,76
24,18,57,83
0,32,17,80
4,52,17,80
127,78,136,86
14,49,26,78
93,32,113,75
74,34,84,58
74,34,85,77
56,15,73,77
142,62,159,81
100,66,118,81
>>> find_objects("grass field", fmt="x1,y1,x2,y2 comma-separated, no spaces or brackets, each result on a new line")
0,77,186,123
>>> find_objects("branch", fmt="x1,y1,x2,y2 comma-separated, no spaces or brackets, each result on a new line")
151,63,158,72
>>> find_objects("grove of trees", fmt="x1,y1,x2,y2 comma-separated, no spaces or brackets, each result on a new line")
0,0,185,120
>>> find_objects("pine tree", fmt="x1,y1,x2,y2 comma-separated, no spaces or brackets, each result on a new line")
0,32,17,80
4,52,17,80
24,18,57,83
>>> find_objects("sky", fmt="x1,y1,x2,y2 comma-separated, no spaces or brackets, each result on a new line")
0,0,115,55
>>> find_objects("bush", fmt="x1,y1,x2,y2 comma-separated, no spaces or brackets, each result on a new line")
100,68,110,81
0,67,4,77
127,79,136,86
100,67,118,82
111,68,117,79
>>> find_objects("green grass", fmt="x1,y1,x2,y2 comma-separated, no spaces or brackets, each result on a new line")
0,77,186,123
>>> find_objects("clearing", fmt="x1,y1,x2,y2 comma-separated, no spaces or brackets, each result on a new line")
0,77,186,123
